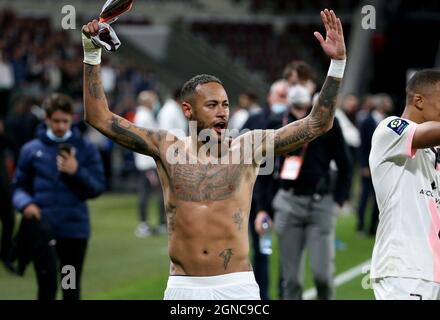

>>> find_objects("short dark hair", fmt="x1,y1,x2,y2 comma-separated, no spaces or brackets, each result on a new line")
43,93,74,117
283,60,315,82
406,69,440,99
180,74,223,102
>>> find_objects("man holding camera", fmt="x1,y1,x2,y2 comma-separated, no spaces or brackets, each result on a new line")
12,93,106,300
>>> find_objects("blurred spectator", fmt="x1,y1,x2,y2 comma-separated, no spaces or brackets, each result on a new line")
0,118,15,271
12,93,105,300
5,96,41,165
133,91,166,237
158,88,187,137
335,94,360,215
283,60,316,94
357,94,394,237
0,51,14,117
242,79,288,300
101,57,116,93
84,126,114,191
356,95,376,126
229,91,261,131
263,84,352,300
335,94,361,159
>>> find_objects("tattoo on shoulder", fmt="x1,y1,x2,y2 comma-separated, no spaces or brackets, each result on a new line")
233,209,244,231
109,116,164,156
219,248,233,271
110,116,150,154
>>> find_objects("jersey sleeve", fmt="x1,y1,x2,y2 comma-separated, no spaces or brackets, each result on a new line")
373,117,418,161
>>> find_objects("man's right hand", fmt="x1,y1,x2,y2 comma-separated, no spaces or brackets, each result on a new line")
82,20,100,38
23,203,41,220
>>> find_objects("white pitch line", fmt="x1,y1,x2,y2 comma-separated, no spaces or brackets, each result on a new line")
302,259,371,300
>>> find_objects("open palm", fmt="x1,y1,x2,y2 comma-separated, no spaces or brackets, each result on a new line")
314,9,346,60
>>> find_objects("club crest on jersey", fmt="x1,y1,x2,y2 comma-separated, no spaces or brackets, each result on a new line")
387,118,409,135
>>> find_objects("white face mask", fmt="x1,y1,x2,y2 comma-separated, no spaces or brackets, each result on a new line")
46,128,72,142
271,103,287,114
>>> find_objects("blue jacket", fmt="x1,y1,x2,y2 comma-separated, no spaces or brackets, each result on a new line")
13,125,106,239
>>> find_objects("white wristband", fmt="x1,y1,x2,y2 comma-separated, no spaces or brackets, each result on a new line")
327,59,346,78
82,33,102,65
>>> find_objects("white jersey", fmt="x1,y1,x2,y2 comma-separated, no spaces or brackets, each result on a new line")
369,116,440,283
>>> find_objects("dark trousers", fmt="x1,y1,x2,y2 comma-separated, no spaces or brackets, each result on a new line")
138,169,165,225
357,176,379,235
34,238,88,300
0,180,14,262
249,201,269,300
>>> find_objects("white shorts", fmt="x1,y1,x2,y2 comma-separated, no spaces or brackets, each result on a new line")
372,277,440,300
164,271,261,300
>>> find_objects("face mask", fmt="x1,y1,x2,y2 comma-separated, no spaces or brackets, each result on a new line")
271,103,287,114
46,128,72,142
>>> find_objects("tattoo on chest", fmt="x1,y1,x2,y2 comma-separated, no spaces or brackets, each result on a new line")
233,209,244,231
171,164,249,201
219,248,233,271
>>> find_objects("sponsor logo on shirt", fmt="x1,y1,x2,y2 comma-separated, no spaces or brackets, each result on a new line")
419,184,440,206
387,118,409,135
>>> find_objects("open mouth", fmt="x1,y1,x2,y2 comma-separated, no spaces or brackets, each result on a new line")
213,122,226,134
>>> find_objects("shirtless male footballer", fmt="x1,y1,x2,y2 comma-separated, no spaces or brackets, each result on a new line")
81,9,346,300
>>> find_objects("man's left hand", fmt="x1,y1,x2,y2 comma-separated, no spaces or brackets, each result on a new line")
57,151,78,175
314,9,346,60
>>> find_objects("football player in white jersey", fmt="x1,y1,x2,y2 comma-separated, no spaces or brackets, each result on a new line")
369,69,440,300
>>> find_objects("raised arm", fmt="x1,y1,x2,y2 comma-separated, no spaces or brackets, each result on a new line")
273,9,346,155
82,20,164,158
411,122,440,149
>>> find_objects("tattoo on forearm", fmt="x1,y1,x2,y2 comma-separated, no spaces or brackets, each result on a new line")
219,248,233,270
233,209,244,231
274,120,314,150
309,76,341,131
274,76,341,153
85,64,105,100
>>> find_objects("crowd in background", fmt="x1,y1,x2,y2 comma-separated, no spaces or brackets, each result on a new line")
0,8,398,300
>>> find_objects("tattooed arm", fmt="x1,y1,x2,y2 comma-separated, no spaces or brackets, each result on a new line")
273,77,341,155
82,21,164,158
272,9,346,156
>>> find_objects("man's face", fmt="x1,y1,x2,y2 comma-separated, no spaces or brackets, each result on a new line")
184,82,229,137
268,84,288,106
46,110,72,138
343,95,359,114
413,82,440,122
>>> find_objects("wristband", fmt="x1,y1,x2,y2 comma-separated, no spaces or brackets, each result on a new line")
82,32,102,65
327,59,346,78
